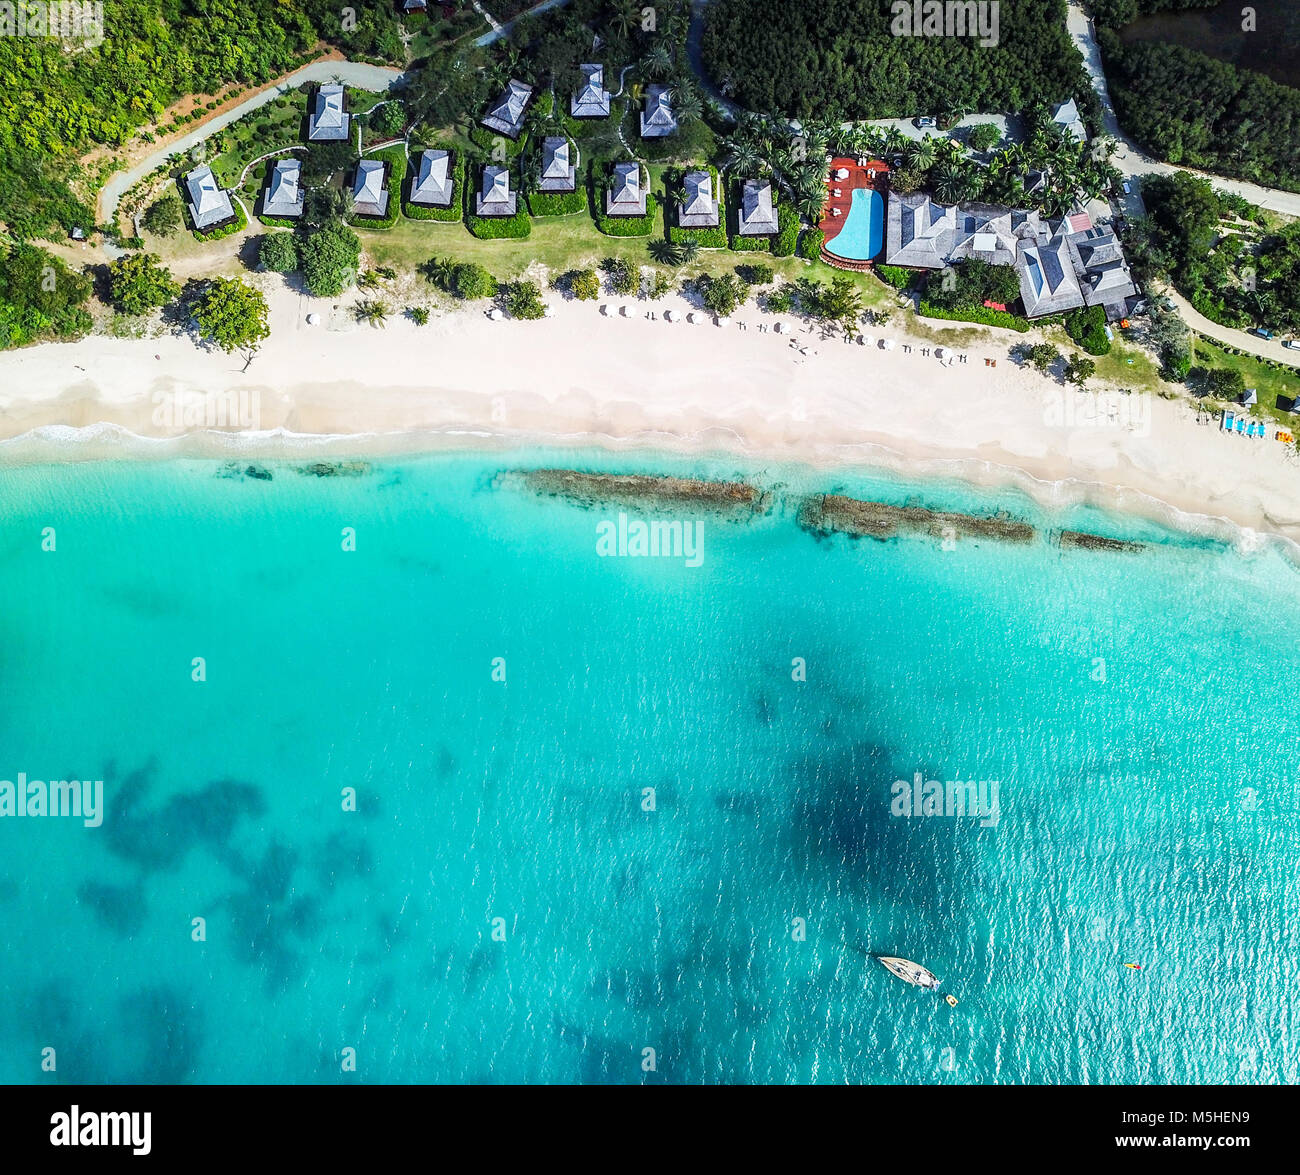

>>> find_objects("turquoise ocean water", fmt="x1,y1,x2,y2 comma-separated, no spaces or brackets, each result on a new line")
0,448,1297,1085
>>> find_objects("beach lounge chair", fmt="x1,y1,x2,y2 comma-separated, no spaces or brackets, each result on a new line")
1236,417,1246,434
1222,411,1234,431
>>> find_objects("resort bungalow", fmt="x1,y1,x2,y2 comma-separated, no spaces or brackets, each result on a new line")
571,64,610,119
351,158,389,219
537,137,577,193
736,178,779,237
1051,98,1086,143
677,170,719,229
606,161,647,217
476,165,517,216
308,83,350,142
481,79,533,140
640,84,677,138
261,157,304,219
184,165,235,232
408,148,455,209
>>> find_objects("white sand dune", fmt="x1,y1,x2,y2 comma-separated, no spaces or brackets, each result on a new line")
1,281,1298,547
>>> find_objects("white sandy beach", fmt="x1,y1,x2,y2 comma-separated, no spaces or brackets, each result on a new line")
1,278,1298,547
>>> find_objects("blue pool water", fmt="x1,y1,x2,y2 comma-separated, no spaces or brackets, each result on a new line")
0,448,1298,1084
827,187,884,262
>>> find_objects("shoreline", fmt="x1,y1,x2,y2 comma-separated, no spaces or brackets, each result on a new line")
1,284,1298,558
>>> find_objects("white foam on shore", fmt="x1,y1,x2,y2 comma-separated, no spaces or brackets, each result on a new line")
2,419,1294,565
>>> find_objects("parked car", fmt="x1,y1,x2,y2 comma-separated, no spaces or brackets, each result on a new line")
1251,327,1275,340
1283,339,1300,351
1121,180,1132,195
914,116,937,129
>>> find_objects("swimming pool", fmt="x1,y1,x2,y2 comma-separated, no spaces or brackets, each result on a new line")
826,187,884,262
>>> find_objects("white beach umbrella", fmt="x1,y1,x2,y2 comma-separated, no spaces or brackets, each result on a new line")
306,313,320,326
543,305,555,318
664,309,677,322
686,312,700,324
487,308,503,320
600,303,611,315
861,335,874,346
619,304,632,317
715,316,731,327
881,338,895,349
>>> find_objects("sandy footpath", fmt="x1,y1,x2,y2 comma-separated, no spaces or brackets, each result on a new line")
1,279,1297,547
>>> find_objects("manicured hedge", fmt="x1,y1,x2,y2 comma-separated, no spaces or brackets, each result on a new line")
798,227,825,260
919,300,1033,332
876,264,915,290
668,165,728,248
402,149,465,222
1064,303,1112,355
527,188,586,216
350,146,408,231
592,163,656,237
190,200,247,242
258,213,300,229
772,202,799,257
729,232,771,252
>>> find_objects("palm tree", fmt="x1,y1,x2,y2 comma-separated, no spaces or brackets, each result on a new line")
797,192,824,223
642,43,673,80
610,0,638,41
673,87,704,126
881,127,906,159
906,137,937,172
650,238,683,265
726,139,762,176
356,299,390,328
933,165,965,205
678,238,701,264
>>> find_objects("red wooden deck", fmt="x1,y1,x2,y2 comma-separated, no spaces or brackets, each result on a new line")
819,157,890,262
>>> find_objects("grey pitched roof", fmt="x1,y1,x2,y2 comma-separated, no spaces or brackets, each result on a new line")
351,158,389,218
185,165,235,230
605,161,646,216
409,149,454,206
1066,223,1137,317
309,84,350,141
262,157,304,218
1052,98,1086,142
884,191,959,268
737,178,778,235
1018,232,1084,317
481,79,533,139
571,63,610,118
537,136,577,193
640,85,677,138
677,170,718,228
476,165,517,216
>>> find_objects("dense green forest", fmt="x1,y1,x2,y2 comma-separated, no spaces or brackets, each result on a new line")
1099,32,1300,193
0,0,410,240
1125,172,1300,333
1089,0,1217,24
700,0,1088,121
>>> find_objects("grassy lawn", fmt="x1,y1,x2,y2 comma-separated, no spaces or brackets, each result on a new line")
208,90,310,191
1193,337,1300,422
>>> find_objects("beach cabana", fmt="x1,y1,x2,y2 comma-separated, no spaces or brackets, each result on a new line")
486,308,503,320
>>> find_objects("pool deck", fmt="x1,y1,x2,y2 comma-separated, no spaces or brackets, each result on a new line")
820,157,890,271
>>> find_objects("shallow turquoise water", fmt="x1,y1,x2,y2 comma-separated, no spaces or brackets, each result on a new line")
827,187,884,261
0,449,1297,1084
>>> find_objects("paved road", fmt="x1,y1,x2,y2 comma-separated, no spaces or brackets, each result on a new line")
474,0,570,47
1163,287,1300,366
98,60,410,230
1066,0,1300,220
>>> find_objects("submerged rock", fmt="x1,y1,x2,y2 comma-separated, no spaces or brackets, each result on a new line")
1059,530,1144,553
297,461,371,478
505,469,771,515
799,494,1035,543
